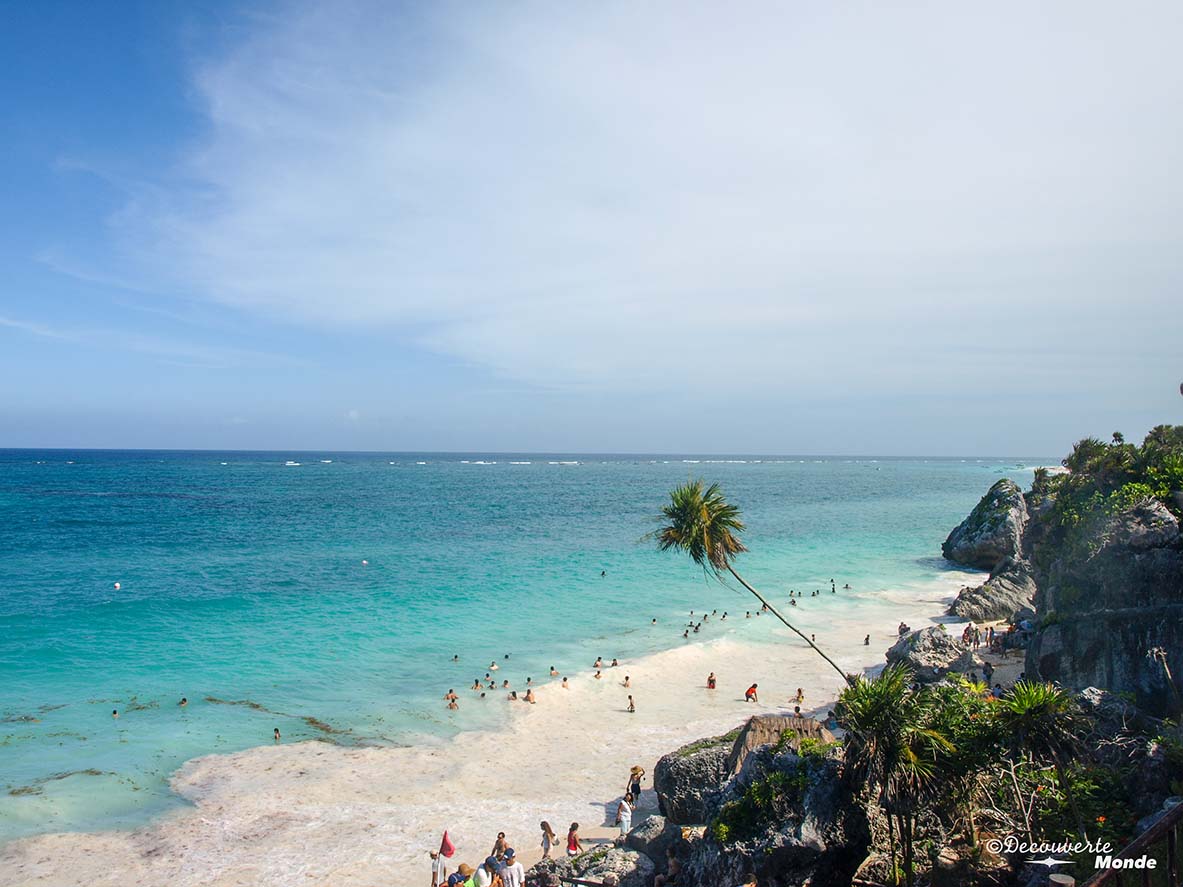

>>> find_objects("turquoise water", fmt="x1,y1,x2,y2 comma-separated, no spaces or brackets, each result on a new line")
0,451,1042,841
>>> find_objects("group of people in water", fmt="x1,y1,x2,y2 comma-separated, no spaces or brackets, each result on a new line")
444,652,640,712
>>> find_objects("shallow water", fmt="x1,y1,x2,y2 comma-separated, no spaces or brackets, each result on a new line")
0,450,1043,841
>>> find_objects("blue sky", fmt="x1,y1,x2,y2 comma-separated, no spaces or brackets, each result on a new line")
2,1,1180,454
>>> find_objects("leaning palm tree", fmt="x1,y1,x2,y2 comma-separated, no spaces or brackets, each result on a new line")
995,681,1087,840
655,479,847,682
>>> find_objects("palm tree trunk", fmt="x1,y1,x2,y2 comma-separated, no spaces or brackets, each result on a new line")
887,808,898,887
725,563,851,683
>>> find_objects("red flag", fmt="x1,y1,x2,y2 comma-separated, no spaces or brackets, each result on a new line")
439,830,456,858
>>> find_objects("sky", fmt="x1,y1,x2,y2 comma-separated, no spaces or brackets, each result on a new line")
1,0,1180,455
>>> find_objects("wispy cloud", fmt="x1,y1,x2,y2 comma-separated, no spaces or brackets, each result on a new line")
96,1,1183,398
0,313,300,370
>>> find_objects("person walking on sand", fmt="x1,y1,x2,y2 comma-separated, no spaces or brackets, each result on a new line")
491,832,508,860
707,672,717,689
627,695,635,713
628,765,645,799
745,683,759,703
615,792,635,839
540,821,557,858
566,822,583,856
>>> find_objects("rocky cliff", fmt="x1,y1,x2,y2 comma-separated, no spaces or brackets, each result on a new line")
943,469,1183,717
1026,500,1183,716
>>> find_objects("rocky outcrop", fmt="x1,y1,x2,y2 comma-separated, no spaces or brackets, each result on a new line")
654,733,733,825
726,716,835,775
942,479,1028,570
681,749,869,887
625,815,684,868
885,627,979,683
1026,501,1183,717
947,556,1037,622
525,848,654,887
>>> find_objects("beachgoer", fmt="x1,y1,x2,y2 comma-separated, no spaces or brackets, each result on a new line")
616,793,635,838
654,847,682,886
491,832,508,860
501,849,524,887
746,611,751,618
273,727,280,741
629,765,645,798
112,710,118,719
526,677,533,687
525,688,536,704
651,618,657,624
790,599,796,607
682,630,689,638
455,864,476,885
562,677,569,689
550,666,559,677
594,670,602,680
472,679,482,690
611,658,619,667
489,661,499,671
178,697,187,707
627,695,635,713
622,675,631,688
444,689,458,702
707,672,717,689
452,654,459,661
448,699,459,710
745,684,759,703
430,850,448,887
540,821,557,858
476,856,497,887
566,823,583,856
502,680,510,689
864,634,870,646
793,705,802,718
594,657,603,668
508,691,518,701
795,688,805,704
823,710,839,729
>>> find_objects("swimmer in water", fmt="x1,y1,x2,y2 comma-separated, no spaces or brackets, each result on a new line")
594,657,603,669
489,661,499,671
683,630,689,638
472,679,483,690
112,710,118,719
611,658,619,667
550,666,559,677
453,654,460,661
274,727,281,741
502,680,510,689
179,697,187,707
447,699,459,710
444,689,458,702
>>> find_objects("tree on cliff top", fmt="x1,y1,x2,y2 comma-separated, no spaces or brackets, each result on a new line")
653,479,848,682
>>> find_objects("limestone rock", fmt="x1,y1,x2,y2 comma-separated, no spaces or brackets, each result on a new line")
653,734,733,825
947,556,1037,622
885,627,979,683
942,479,1028,570
625,815,682,866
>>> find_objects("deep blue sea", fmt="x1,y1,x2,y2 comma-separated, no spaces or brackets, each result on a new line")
0,450,1045,842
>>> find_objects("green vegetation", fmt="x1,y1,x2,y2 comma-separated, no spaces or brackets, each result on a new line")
711,765,812,844
654,479,848,680
835,669,1155,886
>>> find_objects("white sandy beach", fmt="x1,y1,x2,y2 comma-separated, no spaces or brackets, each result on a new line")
0,572,981,887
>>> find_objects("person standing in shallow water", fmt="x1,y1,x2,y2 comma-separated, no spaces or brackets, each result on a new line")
273,727,280,742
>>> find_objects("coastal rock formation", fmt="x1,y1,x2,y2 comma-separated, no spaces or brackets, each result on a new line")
625,814,684,865
947,556,1037,622
653,733,733,825
525,848,654,887
681,750,869,887
885,627,978,683
942,478,1028,570
1026,500,1183,716
725,716,835,775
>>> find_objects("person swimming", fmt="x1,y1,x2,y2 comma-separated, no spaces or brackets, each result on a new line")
610,658,619,667
443,689,459,702
489,661,499,670
594,657,603,668
178,697,187,707
472,679,482,690
112,709,118,718
550,666,559,676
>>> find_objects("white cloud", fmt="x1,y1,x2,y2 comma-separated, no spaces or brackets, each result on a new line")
109,0,1183,397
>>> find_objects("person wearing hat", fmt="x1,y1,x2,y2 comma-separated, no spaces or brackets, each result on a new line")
430,850,447,887
474,856,500,887
500,848,524,887
454,863,476,886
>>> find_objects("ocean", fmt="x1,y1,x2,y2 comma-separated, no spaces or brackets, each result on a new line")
0,450,1044,844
